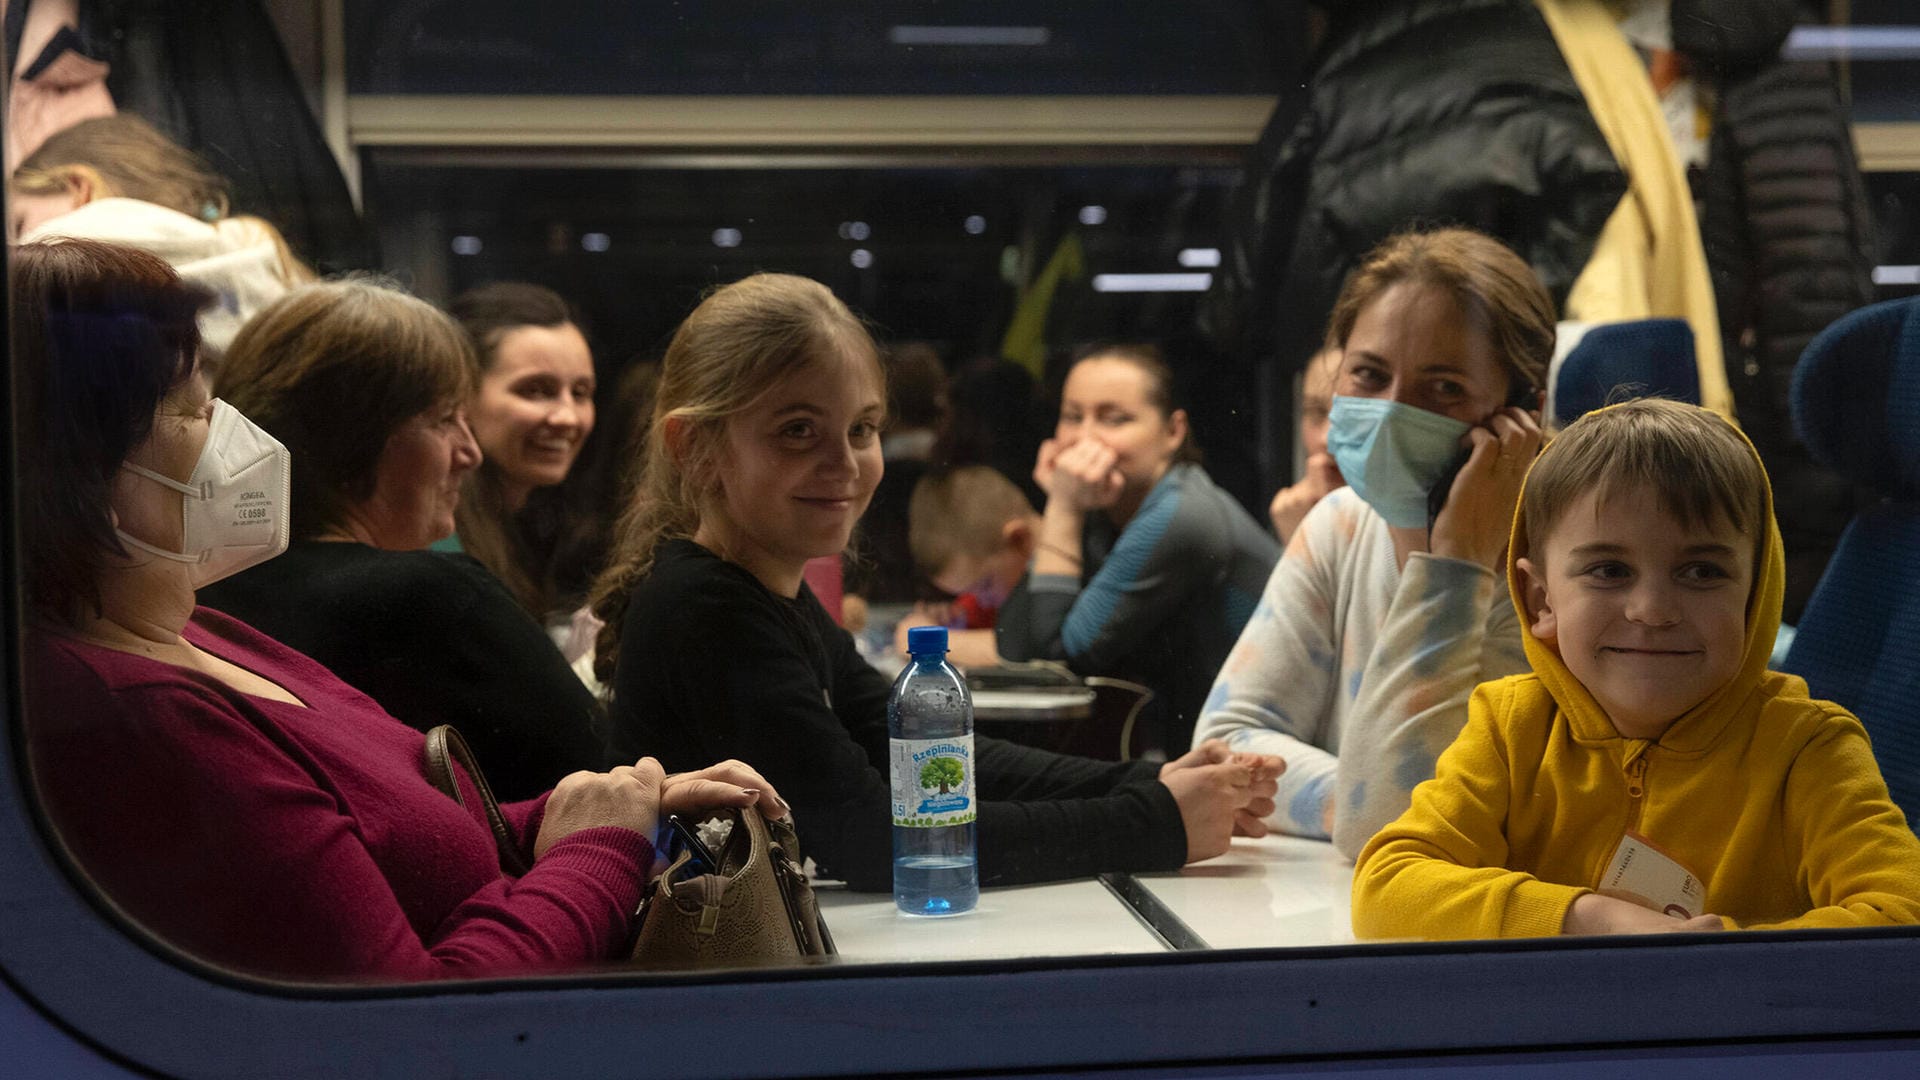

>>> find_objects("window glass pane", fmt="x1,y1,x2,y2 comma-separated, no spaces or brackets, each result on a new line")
364,157,1266,508
10,0,1920,1016
346,1,1309,95
1813,0,1920,121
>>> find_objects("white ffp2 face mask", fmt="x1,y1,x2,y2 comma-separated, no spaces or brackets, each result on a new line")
116,398,292,587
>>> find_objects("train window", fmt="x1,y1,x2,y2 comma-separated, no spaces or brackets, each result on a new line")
7,2,1920,1076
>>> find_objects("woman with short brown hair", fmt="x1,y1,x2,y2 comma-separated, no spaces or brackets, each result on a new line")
198,279,606,799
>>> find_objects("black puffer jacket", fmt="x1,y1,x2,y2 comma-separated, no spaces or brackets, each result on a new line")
1681,0,1875,623
1204,0,1624,378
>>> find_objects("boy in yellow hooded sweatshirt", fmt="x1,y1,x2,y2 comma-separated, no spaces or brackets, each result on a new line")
1352,398,1920,938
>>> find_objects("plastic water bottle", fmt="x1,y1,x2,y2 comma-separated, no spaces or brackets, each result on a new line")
888,625,979,916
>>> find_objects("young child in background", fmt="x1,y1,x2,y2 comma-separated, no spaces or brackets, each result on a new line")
1353,398,1920,938
1267,347,1346,543
897,466,1042,668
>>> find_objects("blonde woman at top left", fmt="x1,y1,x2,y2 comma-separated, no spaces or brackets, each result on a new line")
12,113,311,357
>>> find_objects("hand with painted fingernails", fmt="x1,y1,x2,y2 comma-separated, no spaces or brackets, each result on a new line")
662,758,791,824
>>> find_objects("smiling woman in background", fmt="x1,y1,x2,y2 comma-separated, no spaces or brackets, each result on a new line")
442,283,601,644
196,278,606,800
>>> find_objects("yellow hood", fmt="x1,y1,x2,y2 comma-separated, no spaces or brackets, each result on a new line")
1504,402,1786,750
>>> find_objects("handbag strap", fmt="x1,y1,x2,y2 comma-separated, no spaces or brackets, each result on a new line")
760,811,835,956
423,725,531,877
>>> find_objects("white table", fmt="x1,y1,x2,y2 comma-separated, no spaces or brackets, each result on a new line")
1133,834,1356,950
814,878,1165,964
810,836,1353,964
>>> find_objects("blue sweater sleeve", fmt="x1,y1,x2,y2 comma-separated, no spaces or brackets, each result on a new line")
1059,484,1202,664
999,478,1223,670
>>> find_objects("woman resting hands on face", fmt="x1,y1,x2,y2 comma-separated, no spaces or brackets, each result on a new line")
17,239,785,981
1193,227,1548,858
995,345,1282,758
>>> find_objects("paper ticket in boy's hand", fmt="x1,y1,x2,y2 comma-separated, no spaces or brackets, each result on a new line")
1597,832,1708,919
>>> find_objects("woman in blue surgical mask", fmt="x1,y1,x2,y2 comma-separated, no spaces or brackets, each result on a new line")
1192,227,1549,858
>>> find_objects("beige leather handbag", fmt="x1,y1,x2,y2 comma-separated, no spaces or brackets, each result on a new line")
422,725,834,970
630,805,836,969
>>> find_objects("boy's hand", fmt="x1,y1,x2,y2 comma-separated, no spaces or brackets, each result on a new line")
1562,893,1726,936
1429,406,1542,571
1268,452,1344,543
893,601,955,654
840,592,869,633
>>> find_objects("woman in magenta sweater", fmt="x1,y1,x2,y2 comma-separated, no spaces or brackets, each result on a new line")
15,238,784,982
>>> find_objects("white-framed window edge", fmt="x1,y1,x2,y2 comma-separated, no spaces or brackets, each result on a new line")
6,686,1920,1078
344,95,1280,150
336,95,1920,176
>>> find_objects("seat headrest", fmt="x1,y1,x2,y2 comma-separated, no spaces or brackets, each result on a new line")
1553,319,1700,428
1792,296,1920,498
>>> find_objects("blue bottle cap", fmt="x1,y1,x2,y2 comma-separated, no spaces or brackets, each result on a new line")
905,625,948,656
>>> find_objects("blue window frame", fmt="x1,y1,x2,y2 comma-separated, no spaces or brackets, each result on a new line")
6,672,1920,1074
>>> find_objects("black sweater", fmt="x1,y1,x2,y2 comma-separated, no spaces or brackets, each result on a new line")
1204,0,1623,379
199,540,607,801
1680,0,1876,623
609,540,1188,892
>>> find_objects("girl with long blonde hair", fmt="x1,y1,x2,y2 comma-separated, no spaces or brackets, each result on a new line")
591,272,1282,893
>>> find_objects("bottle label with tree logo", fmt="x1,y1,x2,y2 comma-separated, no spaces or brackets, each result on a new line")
889,737,976,827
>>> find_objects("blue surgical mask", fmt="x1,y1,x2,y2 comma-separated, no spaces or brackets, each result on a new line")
1326,395,1471,529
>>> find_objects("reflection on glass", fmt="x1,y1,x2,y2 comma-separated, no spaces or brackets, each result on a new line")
9,1,1920,1004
